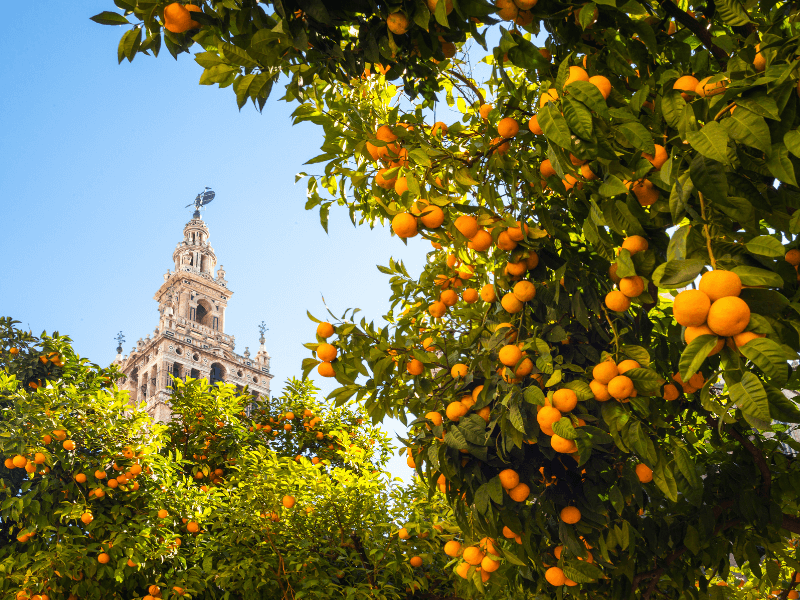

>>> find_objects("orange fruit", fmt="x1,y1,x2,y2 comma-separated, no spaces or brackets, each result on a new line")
589,75,611,99
431,121,448,136
537,406,561,436
97,553,110,564
545,566,566,586
593,360,619,384
699,270,742,301
590,379,611,401
392,213,418,238
552,389,578,412
63,440,76,451
564,66,589,89
417,203,445,229
481,555,500,572
469,229,493,251
429,301,447,318
12,455,27,469
80,512,93,524
608,375,634,400
662,383,679,401
753,44,766,71
684,325,723,355
707,297,750,336
75,473,87,483
282,495,296,509
628,178,659,206
513,281,536,302
479,104,493,120
497,230,518,250
463,546,485,565
462,288,479,303
158,509,169,519
497,117,519,138
454,215,479,238
619,276,644,298
635,463,653,483
621,235,648,255
386,12,409,35
163,3,195,33
508,482,530,502
317,361,335,377
696,76,727,97
444,540,462,557
317,343,337,362
187,521,200,533
407,359,424,375
498,344,523,367
525,251,539,270
551,435,577,453
456,562,471,578
499,469,520,490
673,289,711,327
440,289,458,307
540,159,556,179
409,555,423,567
643,144,668,170
617,360,640,374
451,363,468,378
446,401,468,422
733,331,762,347
528,115,543,135
560,506,581,524
673,75,700,100
501,293,523,314
606,290,631,312
786,249,800,266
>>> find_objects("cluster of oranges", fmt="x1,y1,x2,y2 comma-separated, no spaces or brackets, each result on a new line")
605,235,650,312
672,270,753,352
535,390,583,454
314,322,337,377
446,537,503,583
589,359,640,403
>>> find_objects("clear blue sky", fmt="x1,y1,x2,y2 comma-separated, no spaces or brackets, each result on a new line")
0,2,456,479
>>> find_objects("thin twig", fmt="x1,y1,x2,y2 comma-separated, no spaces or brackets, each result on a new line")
659,2,729,65
698,192,716,269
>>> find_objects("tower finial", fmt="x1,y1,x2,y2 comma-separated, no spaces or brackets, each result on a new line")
115,331,125,355
258,321,268,346
184,187,215,219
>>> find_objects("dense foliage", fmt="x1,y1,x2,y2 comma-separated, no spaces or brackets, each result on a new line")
0,318,472,600
82,0,800,597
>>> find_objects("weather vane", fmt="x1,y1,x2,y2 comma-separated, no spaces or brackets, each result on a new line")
115,331,125,354
258,321,268,345
185,187,215,218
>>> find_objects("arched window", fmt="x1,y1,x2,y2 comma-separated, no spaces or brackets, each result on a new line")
172,362,181,378
190,368,200,379
195,299,213,327
210,363,225,385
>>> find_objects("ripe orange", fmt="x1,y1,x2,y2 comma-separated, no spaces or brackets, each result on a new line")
462,288,479,303
589,75,611,99
97,553,110,564
80,512,93,524
501,293,523,314
590,379,611,401
509,482,530,502
673,289,711,327
12,455,27,469
684,325,724,355
33,453,45,465
456,562,471,578
540,88,559,107
537,406,561,436
282,495,296,509
643,144,668,170
513,281,536,302
619,276,644,298
409,556,423,567
479,104,493,120
528,115,543,135
617,360,640,374
317,343,337,362
158,509,169,519
386,12,409,34
606,290,631,312
621,235,648,255
62,440,76,451
673,75,700,100
551,435,577,453
444,540,462,557
406,359,424,376
431,121,448,136
454,215,479,238
317,362,335,377
451,363,468,379
498,345,523,367
463,546,485,565
481,556,501,572
428,301,447,318
592,360,618,384
497,117,519,138
560,506,581,524
564,66,589,89
733,331,762,347
662,383,679,401
317,322,334,338
42,434,51,445
468,229,493,252
391,213,418,238
608,375,634,400
440,289,458,307
498,469,520,490
753,44,766,71
707,297,750,337
552,389,578,412
540,159,557,179
699,270,742,301
446,401,468,422
635,463,653,483
628,178,660,206
187,521,200,533
545,566,566,586
164,3,195,33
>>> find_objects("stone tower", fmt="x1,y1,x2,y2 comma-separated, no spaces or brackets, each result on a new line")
115,214,273,422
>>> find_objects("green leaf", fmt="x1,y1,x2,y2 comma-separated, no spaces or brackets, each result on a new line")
445,427,469,450
740,288,789,314
744,235,784,258
622,345,650,365
563,561,604,583
615,249,636,278
91,11,130,25
618,122,655,156
729,372,770,423
566,80,609,118
689,155,727,204
766,385,800,423
660,90,686,128
716,0,752,25
563,379,594,401
409,148,432,167
785,130,800,159
538,103,573,149
672,442,702,488
687,122,730,165
553,418,579,440
669,173,694,224
652,456,679,502
626,421,657,465
625,368,663,394
740,338,790,382
766,143,798,187
723,108,771,154
598,175,629,198
679,335,718,382
651,259,706,289
562,97,593,140
731,265,783,287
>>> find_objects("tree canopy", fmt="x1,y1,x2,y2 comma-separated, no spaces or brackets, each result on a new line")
70,0,800,597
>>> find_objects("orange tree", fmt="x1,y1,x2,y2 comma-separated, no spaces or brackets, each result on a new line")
93,0,800,597
0,317,480,600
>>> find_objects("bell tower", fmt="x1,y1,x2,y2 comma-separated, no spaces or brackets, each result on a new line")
115,191,273,422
